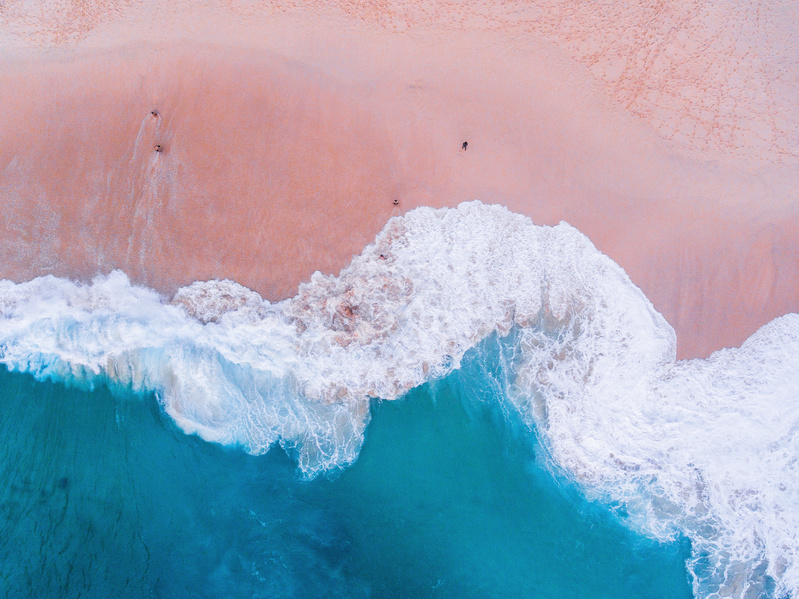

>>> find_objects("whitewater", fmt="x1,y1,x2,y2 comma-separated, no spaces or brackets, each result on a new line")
0,201,797,598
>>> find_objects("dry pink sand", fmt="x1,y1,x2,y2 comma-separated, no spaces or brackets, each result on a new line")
0,2,798,359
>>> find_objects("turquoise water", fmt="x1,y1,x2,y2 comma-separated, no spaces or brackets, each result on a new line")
0,339,693,598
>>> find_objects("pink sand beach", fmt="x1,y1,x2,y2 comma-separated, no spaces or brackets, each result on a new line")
1,0,797,359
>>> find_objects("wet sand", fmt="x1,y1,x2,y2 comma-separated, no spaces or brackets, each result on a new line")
1,3,797,359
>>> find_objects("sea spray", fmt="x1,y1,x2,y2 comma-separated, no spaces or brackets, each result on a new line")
0,201,797,598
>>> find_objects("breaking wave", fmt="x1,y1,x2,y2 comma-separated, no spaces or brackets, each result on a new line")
0,201,797,598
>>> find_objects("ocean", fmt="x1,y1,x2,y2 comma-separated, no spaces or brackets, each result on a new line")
1,202,797,598
0,342,693,598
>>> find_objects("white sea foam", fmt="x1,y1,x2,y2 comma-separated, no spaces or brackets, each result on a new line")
0,201,796,598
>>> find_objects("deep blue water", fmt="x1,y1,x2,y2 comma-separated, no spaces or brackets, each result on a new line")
0,340,693,598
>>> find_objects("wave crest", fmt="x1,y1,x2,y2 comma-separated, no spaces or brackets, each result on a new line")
0,201,797,598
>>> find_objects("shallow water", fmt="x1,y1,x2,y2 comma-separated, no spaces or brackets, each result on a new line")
2,203,798,597
0,338,693,598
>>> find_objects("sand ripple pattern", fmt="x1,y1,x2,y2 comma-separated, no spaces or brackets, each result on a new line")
2,0,797,165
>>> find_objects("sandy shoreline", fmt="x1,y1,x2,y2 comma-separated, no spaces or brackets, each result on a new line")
1,5,797,359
